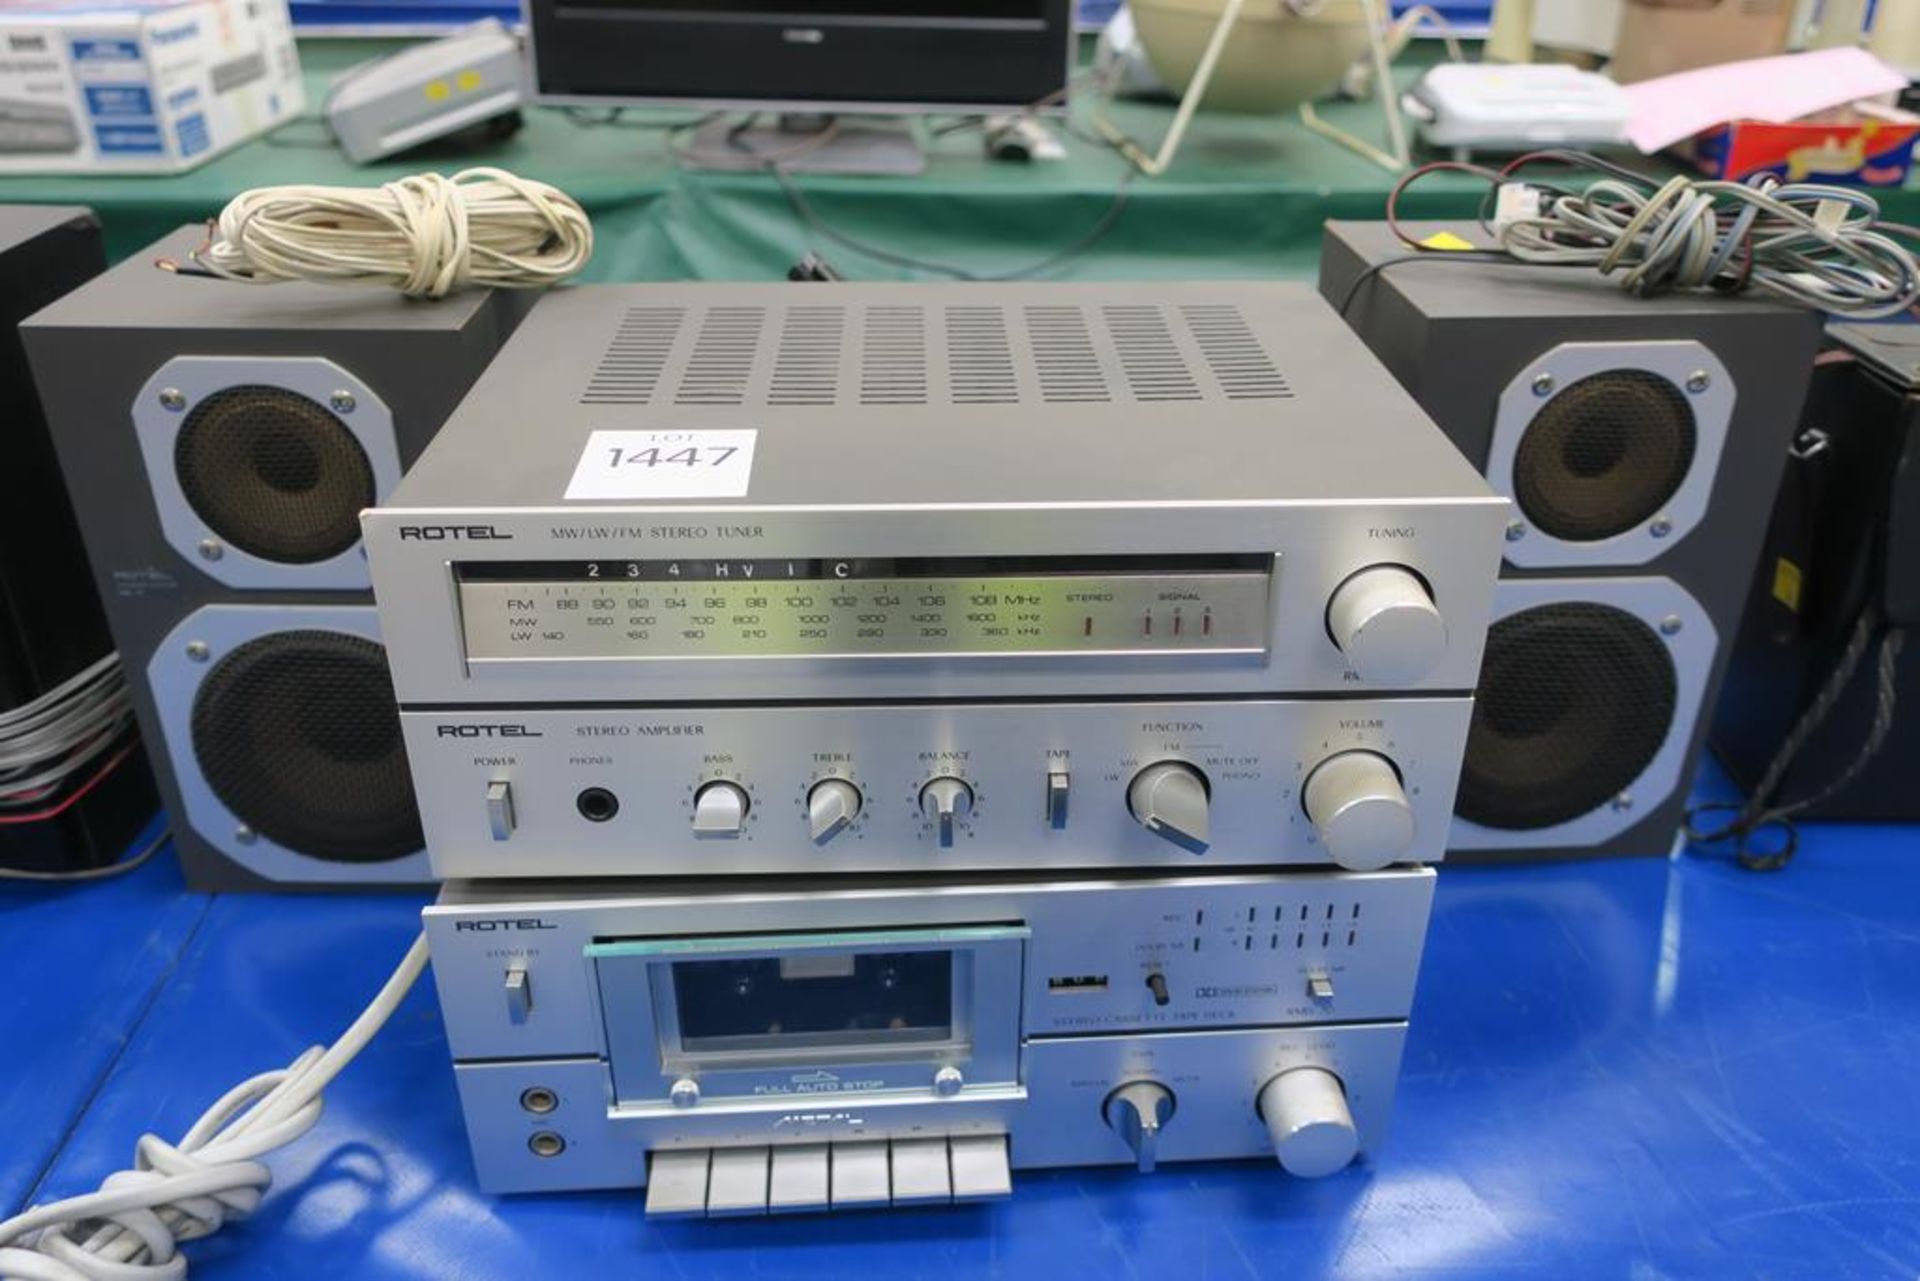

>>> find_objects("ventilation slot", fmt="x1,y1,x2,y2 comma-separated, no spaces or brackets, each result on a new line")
1103,305,1201,402
673,307,765,406
768,306,845,406
860,306,928,405
1182,304,1292,400
1027,305,1110,404
946,306,1019,405
581,307,685,405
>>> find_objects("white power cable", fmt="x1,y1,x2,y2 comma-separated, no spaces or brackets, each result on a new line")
184,168,593,299
0,934,430,1281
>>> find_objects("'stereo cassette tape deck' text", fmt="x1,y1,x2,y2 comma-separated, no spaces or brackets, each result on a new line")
364,282,1508,879
427,868,1433,1208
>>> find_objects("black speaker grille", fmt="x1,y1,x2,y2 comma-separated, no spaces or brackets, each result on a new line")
1513,371,1697,542
174,386,376,564
190,630,422,863
1457,602,1679,831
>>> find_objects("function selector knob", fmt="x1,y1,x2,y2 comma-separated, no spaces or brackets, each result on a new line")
919,777,974,848
691,780,750,839
1302,750,1415,872
1128,762,1210,854
1326,566,1448,685
1257,1067,1359,1179
807,778,864,846
1103,1080,1177,1174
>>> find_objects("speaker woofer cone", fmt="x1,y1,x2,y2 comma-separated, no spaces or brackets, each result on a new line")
1513,370,1697,542
1456,602,1678,831
174,385,376,564
189,630,423,863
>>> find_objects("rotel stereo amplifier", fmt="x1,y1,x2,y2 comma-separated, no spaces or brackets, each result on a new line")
425,867,1432,1209
364,282,1508,878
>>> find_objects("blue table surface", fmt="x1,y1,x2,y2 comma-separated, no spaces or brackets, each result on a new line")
5,766,1918,1279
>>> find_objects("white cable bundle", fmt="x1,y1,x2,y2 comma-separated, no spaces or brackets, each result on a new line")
0,936,429,1281
192,168,593,299
0,655,135,809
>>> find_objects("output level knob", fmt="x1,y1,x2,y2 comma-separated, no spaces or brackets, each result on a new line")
1103,1080,1176,1174
1127,761,1210,854
691,780,749,839
1302,750,1414,871
1326,566,1447,685
1257,1067,1358,1178
919,776,974,848
807,778,863,846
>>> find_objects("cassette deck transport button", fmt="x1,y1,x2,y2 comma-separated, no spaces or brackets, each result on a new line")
645,1149,712,1217
830,1141,892,1207
768,1144,830,1213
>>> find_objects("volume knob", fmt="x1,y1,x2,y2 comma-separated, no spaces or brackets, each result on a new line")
919,776,974,848
1257,1067,1358,1178
1302,750,1414,871
1103,1080,1176,1173
1127,762,1210,854
1326,566,1447,685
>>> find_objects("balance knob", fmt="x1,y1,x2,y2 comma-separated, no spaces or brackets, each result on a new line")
1257,1067,1358,1179
691,780,749,839
1302,750,1414,872
1127,762,1210,854
1103,1080,1176,1174
1326,566,1447,685
919,776,974,848
807,778,863,846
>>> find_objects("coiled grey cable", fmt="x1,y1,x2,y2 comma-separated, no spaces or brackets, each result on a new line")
0,935,430,1280
178,168,592,299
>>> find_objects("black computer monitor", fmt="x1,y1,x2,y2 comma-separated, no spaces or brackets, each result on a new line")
527,0,1074,112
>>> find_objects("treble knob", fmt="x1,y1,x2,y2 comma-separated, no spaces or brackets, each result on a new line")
919,776,974,848
1257,1067,1359,1178
1103,1080,1176,1173
807,778,863,846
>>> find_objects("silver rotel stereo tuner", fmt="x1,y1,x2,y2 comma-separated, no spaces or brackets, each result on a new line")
364,282,1508,879
424,867,1432,1209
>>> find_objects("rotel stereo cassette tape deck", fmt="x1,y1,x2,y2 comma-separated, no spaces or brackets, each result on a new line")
425,867,1433,1208
364,282,1508,879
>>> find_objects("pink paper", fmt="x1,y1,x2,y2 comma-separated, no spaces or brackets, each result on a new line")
1623,47,1910,154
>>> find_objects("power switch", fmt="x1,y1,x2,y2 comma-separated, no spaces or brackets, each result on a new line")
486,780,515,841
505,963,532,1025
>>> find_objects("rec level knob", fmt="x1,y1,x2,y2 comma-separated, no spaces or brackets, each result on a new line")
1326,565,1447,685
1257,1067,1359,1178
807,778,863,846
1302,750,1414,871
1104,1080,1176,1173
1128,761,1210,854
919,777,974,848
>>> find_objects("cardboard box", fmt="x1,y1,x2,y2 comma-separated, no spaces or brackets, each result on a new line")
1681,111,1920,187
1611,0,1798,84
0,0,304,173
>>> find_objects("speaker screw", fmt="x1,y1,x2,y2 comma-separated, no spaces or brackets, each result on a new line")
1660,614,1684,636
158,388,186,412
1505,521,1526,542
234,824,258,845
185,640,210,662
329,390,357,414
1650,517,1673,539
197,538,225,561
1531,373,1555,397
1686,371,1711,393
1611,793,1634,812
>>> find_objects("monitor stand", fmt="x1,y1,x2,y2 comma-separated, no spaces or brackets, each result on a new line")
677,114,928,177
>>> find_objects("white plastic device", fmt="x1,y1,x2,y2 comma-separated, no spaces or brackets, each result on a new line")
1403,62,1629,158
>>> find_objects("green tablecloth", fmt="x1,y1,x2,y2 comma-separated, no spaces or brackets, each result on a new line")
6,39,1914,283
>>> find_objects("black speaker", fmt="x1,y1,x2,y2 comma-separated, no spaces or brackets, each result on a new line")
0,206,158,874
24,226,526,889
1321,220,1823,860
1712,320,1920,822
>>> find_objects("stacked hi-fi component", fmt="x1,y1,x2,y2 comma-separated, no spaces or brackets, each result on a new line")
365,281,1507,1214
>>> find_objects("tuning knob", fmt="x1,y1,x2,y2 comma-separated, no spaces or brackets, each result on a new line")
1326,566,1447,685
1302,750,1414,871
919,776,974,848
806,778,863,846
1257,1067,1359,1178
1127,761,1210,854
1103,1080,1176,1173
691,780,749,839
